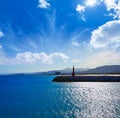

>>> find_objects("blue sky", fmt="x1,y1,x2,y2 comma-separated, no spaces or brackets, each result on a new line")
0,0,120,74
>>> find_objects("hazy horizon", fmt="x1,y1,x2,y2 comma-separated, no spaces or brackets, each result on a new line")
0,64,120,75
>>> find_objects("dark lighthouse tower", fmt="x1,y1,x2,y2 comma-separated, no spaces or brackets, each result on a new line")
72,66,75,76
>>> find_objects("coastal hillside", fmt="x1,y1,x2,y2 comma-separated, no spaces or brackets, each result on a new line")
39,68,89,75
35,65,120,75
82,65,120,74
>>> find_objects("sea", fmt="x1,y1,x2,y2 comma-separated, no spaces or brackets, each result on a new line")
0,74,120,118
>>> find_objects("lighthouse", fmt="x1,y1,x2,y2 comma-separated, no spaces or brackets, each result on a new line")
72,66,75,76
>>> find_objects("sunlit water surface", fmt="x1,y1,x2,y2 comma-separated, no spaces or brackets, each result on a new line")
0,75,120,118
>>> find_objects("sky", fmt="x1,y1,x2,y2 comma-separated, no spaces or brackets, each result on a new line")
0,0,120,74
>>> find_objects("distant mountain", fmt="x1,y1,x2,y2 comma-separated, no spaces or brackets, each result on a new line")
82,65,120,74
29,65,120,75
37,67,90,75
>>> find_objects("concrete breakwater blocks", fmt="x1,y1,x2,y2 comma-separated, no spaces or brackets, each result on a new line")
52,75,120,82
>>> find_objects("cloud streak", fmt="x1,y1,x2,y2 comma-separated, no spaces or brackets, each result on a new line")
0,31,4,37
0,31,4,48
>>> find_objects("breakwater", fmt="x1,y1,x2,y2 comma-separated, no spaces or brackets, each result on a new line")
52,74,120,82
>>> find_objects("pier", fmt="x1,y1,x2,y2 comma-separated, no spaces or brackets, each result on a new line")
52,74,120,82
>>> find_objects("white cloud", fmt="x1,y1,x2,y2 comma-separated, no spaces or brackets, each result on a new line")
103,0,120,19
104,0,117,11
76,4,85,13
76,0,120,21
15,52,69,64
90,20,120,49
84,51,120,67
85,0,98,7
50,53,69,61
38,0,50,9
0,51,69,65
76,0,100,21
0,31,4,37
76,4,86,21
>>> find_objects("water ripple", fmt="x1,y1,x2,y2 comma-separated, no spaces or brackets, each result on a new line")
1,76,120,118
47,83,120,118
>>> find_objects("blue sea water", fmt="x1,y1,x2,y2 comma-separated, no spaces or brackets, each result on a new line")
0,75,120,118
